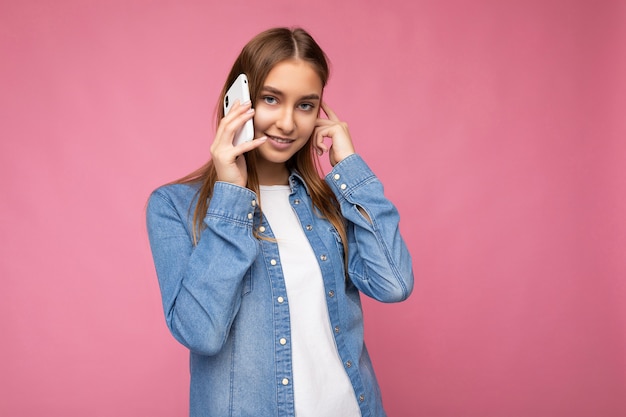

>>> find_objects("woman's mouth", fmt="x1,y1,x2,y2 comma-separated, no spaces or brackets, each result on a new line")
268,135,295,144
265,135,296,150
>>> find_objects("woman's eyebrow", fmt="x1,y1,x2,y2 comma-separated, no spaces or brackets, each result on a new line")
300,93,321,101
261,86,320,101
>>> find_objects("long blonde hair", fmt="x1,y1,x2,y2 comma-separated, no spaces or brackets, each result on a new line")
176,27,348,257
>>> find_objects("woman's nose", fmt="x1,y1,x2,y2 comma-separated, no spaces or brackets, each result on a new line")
275,108,295,134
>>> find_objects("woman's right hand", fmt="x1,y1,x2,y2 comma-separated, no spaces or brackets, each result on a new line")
210,100,267,187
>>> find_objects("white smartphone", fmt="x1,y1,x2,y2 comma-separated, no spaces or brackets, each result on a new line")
223,73,254,146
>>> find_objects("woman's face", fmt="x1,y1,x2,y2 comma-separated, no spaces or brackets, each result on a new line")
253,59,323,166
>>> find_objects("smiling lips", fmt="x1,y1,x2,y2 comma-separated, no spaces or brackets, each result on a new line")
268,135,294,143
267,135,296,149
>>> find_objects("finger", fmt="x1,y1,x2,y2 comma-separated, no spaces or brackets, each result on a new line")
321,102,340,121
216,136,266,163
236,136,267,153
314,127,331,154
315,118,337,128
220,101,253,135
215,107,255,147
229,99,252,114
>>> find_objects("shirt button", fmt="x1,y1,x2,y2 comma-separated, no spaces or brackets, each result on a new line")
279,338,287,345
334,173,340,181
345,360,352,368
306,224,312,231
270,259,277,266
328,290,335,297
259,226,266,233
277,296,285,303
334,326,340,334
320,254,327,261
251,199,257,207
293,199,300,205
282,378,289,386
340,184,347,190
247,213,253,220
359,394,365,402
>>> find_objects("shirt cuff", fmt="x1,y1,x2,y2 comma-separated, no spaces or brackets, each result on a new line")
325,154,376,201
206,181,258,225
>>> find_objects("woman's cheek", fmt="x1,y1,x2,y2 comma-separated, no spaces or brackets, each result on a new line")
298,114,317,137
253,107,273,134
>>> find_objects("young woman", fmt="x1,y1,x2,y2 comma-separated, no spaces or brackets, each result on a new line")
146,27,414,417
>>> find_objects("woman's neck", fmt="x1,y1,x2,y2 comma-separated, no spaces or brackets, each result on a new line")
256,160,290,186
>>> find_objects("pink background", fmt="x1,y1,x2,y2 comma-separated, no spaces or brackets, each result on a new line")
1,1,625,416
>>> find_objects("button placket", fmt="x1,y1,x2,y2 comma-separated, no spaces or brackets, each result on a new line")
247,199,256,221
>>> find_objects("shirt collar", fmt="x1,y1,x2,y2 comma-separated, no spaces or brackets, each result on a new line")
288,170,311,196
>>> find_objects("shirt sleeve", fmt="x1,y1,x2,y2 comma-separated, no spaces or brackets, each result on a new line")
146,182,259,355
325,154,414,302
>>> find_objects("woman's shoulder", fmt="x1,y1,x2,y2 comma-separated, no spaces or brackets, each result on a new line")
148,181,202,213
151,181,201,197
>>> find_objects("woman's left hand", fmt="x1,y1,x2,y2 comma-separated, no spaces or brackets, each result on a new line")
313,102,355,167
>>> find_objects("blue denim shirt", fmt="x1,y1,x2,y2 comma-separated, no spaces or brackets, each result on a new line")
146,154,414,417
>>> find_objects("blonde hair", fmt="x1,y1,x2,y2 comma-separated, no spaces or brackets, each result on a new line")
176,27,348,258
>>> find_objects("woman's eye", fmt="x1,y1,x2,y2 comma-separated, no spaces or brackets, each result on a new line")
263,96,277,105
298,103,314,111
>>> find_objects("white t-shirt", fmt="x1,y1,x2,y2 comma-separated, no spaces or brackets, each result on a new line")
260,185,361,417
